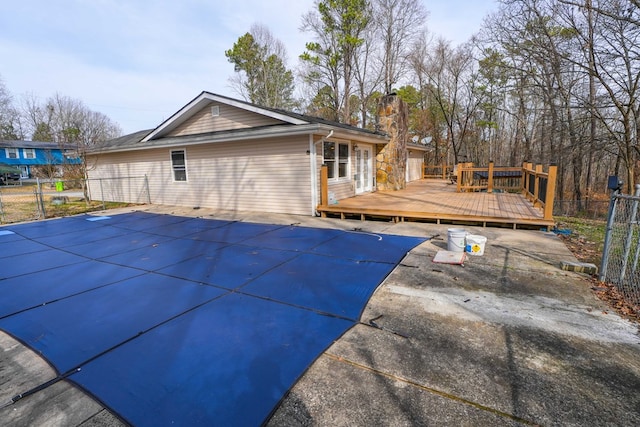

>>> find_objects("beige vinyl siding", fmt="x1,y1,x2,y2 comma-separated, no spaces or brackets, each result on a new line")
169,103,284,137
407,150,424,182
328,181,354,201
86,153,153,204
87,136,313,215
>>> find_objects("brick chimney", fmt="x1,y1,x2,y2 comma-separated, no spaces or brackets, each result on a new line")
376,94,408,191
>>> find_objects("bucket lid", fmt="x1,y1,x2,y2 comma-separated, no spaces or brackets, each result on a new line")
466,234,486,240
448,228,466,233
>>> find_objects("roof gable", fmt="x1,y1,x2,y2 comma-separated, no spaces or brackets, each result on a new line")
167,101,288,137
142,92,309,142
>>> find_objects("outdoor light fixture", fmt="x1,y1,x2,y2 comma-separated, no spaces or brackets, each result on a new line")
607,175,623,191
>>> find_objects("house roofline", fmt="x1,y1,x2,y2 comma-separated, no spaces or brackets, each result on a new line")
89,124,389,155
0,140,78,150
406,143,431,152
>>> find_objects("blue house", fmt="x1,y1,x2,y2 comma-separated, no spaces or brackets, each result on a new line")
0,140,81,180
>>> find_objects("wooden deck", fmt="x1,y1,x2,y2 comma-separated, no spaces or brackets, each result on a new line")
317,179,555,229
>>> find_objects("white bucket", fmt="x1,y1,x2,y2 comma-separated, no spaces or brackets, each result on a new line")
447,228,467,252
465,235,487,256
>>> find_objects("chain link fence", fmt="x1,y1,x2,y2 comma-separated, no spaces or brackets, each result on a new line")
0,184,42,224
599,187,640,311
0,176,149,225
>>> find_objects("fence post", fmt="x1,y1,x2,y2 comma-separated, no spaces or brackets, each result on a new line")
600,189,620,282
0,191,4,223
36,178,46,219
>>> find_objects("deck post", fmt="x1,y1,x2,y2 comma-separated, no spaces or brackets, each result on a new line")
544,164,558,220
466,162,474,188
522,161,528,192
320,164,329,216
456,163,462,192
526,162,534,199
442,162,447,180
534,164,543,206
487,161,494,193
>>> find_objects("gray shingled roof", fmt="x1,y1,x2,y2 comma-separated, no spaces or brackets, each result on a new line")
93,129,153,149
0,140,77,150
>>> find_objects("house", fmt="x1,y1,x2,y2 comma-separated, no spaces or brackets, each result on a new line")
0,140,81,180
86,91,425,216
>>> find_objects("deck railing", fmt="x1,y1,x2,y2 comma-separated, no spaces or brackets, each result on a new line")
423,164,453,180
522,162,557,221
456,161,557,220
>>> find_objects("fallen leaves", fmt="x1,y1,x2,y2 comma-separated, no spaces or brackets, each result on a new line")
589,278,640,324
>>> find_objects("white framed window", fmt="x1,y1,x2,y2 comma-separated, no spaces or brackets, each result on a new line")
5,148,18,159
171,149,187,182
323,141,350,180
23,148,35,159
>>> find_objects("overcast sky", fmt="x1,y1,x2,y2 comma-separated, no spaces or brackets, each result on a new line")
0,0,497,136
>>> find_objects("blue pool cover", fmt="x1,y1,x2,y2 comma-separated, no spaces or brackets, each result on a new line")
0,212,426,426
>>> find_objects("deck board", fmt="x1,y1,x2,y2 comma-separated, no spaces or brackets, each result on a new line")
317,179,554,229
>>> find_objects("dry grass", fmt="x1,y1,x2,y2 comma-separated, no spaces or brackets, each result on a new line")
555,216,605,266
1,184,133,224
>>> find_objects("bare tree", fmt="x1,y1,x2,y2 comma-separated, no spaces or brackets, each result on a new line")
373,0,429,94
406,32,451,164
19,92,121,198
300,0,373,123
21,93,120,146
0,76,23,139
353,21,384,127
545,0,640,192
419,39,481,164
581,0,640,191
480,0,598,202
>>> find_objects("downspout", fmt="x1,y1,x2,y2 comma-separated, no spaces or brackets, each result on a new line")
309,133,318,215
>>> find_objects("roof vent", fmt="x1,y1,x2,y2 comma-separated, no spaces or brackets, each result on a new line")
211,106,220,117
